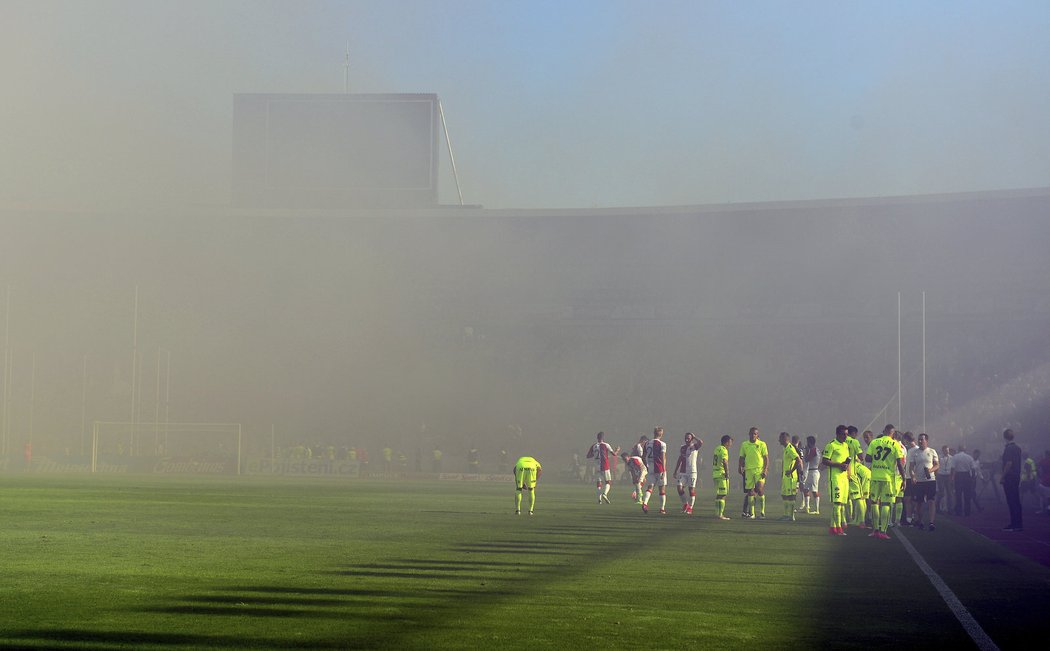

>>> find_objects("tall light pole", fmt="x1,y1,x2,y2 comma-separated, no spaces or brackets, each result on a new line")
130,285,139,456
922,291,927,435
81,354,88,456
1,285,10,457
898,291,902,427
344,42,350,94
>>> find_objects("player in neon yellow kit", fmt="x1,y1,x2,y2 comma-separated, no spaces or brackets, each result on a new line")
822,425,852,535
513,456,542,515
779,431,802,521
851,438,872,529
845,425,863,523
866,424,906,539
712,435,733,520
738,427,769,519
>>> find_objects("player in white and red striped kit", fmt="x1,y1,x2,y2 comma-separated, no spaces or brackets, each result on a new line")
642,427,669,514
620,451,648,503
674,432,704,514
586,431,621,504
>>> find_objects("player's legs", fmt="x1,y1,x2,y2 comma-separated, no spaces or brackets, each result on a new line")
714,477,729,519
755,479,766,518
514,466,525,514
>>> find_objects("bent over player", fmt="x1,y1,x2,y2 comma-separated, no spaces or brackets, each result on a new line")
621,451,648,504
514,456,542,515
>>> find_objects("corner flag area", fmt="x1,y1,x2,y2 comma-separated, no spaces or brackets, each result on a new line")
1,475,1047,649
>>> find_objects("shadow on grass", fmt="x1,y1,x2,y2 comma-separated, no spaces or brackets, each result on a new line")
11,506,911,649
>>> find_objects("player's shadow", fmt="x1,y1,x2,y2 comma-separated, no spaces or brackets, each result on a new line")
4,510,696,650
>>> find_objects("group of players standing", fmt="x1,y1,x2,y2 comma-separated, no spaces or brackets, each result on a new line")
587,423,913,538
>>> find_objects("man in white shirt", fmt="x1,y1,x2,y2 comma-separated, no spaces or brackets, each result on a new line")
674,432,703,514
907,433,940,530
951,446,976,516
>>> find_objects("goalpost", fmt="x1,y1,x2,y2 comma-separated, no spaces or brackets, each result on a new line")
91,421,242,474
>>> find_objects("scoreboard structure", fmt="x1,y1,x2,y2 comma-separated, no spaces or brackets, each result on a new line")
233,93,440,209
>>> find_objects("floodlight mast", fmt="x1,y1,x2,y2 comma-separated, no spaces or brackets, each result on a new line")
1,285,10,457
438,98,464,206
344,42,350,94
130,285,139,456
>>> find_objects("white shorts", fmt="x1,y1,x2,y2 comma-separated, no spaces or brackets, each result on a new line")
630,467,647,484
597,469,612,482
803,470,821,492
676,472,697,489
648,470,667,487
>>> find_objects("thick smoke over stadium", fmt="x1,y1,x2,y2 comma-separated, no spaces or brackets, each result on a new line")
2,2,1050,473
2,198,1050,472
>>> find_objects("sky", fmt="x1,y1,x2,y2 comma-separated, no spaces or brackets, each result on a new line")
2,0,1050,209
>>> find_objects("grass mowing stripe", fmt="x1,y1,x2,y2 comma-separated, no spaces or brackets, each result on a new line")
1,476,1044,649
892,527,1000,651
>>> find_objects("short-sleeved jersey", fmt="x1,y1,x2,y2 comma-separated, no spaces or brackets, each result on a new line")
782,443,801,477
712,445,730,479
590,441,615,471
908,446,939,482
846,437,863,467
676,442,700,475
631,442,646,459
866,436,904,482
1023,458,1038,481
822,439,850,479
803,446,820,472
625,455,645,474
647,439,668,473
515,456,541,472
740,439,768,471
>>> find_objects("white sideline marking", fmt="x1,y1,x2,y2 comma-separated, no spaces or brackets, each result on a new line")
893,529,1000,651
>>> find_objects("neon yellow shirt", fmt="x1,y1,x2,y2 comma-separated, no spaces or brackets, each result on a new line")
739,439,768,471
846,437,863,466
866,436,903,482
712,445,729,479
515,457,541,472
822,439,850,479
783,443,801,477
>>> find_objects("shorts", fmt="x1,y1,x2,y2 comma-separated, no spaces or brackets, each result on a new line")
743,468,764,491
856,467,871,500
648,470,667,487
713,476,729,497
803,469,821,493
828,471,850,505
514,466,537,489
597,469,612,482
676,472,697,489
913,480,936,503
781,472,799,497
903,479,916,498
870,479,895,503
893,475,905,499
629,467,647,485
848,473,861,499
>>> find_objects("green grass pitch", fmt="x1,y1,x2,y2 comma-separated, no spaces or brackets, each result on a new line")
1,475,1047,649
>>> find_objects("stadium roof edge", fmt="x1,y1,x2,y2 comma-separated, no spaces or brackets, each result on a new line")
3,186,1050,219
